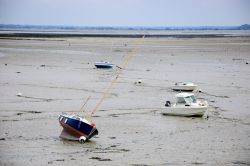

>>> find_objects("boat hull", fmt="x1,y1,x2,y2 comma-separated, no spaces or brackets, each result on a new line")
161,106,207,117
94,63,113,68
59,115,98,141
172,85,197,91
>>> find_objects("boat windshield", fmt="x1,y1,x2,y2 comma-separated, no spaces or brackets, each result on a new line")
184,95,197,104
176,95,197,105
184,97,192,105
190,95,197,102
176,97,186,104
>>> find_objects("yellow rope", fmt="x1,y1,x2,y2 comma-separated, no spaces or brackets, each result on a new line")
79,95,91,112
89,36,145,118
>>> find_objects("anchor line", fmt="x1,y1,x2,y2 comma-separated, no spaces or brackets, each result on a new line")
88,36,145,119
79,95,91,112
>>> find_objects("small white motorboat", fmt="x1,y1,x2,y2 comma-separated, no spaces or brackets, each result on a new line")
162,93,208,117
94,61,114,68
172,82,198,91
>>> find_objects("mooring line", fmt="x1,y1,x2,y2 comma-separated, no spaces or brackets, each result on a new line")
79,95,91,112
88,36,145,119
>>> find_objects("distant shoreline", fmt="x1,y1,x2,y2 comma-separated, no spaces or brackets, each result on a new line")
1,24,250,31
0,32,249,38
1,24,250,38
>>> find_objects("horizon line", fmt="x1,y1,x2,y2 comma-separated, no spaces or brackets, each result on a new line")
1,23,249,28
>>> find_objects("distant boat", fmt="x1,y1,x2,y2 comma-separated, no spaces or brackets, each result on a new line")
162,92,208,117
94,62,114,68
59,114,98,143
172,82,198,91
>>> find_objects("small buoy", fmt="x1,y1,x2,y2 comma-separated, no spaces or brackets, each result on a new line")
16,92,22,97
79,136,86,143
134,79,142,85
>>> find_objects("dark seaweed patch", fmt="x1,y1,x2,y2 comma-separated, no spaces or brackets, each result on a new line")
89,157,112,161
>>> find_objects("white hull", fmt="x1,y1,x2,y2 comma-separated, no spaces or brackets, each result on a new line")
172,85,197,91
161,107,207,117
163,92,208,117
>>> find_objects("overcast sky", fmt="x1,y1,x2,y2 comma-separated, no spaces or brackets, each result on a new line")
0,0,249,27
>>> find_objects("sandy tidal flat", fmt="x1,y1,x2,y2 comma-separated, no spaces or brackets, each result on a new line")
0,36,250,165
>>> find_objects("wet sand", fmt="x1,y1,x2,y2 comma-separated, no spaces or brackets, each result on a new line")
0,35,250,165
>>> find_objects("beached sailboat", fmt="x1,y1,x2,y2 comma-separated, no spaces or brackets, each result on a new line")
58,114,98,143
162,93,208,117
94,61,114,68
172,82,198,91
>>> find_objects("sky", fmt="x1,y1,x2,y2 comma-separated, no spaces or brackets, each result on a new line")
0,0,250,27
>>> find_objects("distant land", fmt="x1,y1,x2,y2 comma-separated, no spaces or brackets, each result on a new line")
0,24,250,38
0,24,250,31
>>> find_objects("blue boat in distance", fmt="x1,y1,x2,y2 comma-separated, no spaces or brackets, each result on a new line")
94,61,114,69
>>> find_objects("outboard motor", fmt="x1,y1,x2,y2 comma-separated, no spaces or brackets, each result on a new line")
165,101,171,107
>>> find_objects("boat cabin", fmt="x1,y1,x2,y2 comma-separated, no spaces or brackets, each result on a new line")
175,93,197,105
175,82,193,86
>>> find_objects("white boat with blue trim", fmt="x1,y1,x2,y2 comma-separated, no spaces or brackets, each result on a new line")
94,61,114,68
162,93,208,117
